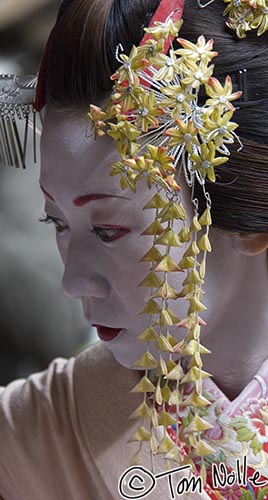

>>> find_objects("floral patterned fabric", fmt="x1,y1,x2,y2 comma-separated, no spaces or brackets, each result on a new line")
154,366,268,500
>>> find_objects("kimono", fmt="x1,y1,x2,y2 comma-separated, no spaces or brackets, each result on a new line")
0,341,266,500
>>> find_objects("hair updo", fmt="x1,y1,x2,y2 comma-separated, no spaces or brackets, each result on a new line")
45,0,268,234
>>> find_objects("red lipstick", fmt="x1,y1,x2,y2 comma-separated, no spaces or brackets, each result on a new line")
92,324,122,342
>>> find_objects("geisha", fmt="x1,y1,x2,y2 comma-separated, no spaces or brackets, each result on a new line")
0,0,267,499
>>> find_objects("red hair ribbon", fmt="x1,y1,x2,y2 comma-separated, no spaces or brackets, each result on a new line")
140,0,185,51
34,0,185,112
139,0,185,88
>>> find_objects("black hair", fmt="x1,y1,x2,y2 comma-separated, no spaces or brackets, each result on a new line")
45,0,268,233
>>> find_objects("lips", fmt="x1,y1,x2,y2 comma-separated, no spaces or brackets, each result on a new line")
92,324,123,342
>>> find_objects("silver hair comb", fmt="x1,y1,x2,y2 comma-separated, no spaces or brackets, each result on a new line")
0,74,42,169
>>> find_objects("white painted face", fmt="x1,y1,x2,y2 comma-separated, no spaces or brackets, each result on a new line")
39,110,241,369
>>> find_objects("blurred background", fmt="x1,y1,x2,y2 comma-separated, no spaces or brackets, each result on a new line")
0,0,97,384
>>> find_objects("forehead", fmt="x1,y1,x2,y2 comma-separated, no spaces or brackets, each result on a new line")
40,110,124,196
39,110,154,206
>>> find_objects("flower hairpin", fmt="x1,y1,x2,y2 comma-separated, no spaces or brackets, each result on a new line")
224,0,268,38
198,0,268,38
89,13,242,473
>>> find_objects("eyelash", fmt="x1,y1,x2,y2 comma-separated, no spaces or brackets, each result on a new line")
38,215,130,242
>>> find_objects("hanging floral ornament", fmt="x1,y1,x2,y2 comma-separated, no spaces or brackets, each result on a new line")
88,8,242,470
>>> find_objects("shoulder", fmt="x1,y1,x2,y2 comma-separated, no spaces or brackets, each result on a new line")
0,340,138,432
0,342,140,499
74,340,138,394
0,339,141,450
73,341,142,449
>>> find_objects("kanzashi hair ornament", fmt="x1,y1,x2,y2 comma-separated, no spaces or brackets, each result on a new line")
88,0,243,474
0,0,74,169
198,0,268,38
0,74,42,169
225,0,268,37
0,0,260,170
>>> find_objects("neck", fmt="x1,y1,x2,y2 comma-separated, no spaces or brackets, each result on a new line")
202,250,268,400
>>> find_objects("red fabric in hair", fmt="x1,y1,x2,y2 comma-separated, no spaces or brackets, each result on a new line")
139,0,185,88
140,0,185,52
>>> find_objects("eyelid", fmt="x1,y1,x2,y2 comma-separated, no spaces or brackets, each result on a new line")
39,214,63,224
91,226,131,242
38,214,68,234
39,214,131,241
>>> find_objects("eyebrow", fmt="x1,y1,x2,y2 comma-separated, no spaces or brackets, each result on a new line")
73,194,127,206
40,184,128,206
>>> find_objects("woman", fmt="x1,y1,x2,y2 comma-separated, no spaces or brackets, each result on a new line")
0,0,268,499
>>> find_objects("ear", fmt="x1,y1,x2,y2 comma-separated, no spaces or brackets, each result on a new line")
233,233,268,256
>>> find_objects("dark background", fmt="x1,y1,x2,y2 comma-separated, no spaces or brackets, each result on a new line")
0,0,97,384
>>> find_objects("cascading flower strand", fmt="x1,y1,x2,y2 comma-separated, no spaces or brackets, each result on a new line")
88,12,242,470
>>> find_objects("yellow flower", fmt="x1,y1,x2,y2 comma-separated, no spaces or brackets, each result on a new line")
108,120,140,142
225,6,254,38
125,156,156,173
175,35,218,63
111,46,149,84
88,104,106,122
137,39,165,60
145,145,175,177
124,156,164,188
111,84,145,113
88,105,107,137
165,175,181,191
205,75,242,111
110,161,138,192
251,3,268,35
107,120,140,158
151,49,183,82
203,109,239,148
223,0,249,17
256,0,267,5
161,84,194,118
111,156,165,193
144,18,183,41
190,142,229,182
165,119,200,154
182,59,214,88
134,91,165,132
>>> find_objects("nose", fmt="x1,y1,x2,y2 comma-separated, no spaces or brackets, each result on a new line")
61,237,110,299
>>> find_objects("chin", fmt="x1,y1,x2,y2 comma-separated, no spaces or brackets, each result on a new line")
104,329,144,368
105,328,177,369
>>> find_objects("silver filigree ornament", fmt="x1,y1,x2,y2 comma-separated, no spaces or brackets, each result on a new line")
0,74,42,168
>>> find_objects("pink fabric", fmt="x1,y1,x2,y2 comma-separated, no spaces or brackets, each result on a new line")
0,343,137,499
162,364,268,499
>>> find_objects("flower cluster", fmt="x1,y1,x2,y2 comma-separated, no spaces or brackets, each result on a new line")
89,14,241,468
89,28,241,191
224,0,268,37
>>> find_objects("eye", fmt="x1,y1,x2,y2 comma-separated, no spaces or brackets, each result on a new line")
39,215,130,241
91,226,130,242
39,214,68,234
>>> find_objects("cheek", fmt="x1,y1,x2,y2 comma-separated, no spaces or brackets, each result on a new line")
101,233,153,293
55,233,70,264
104,229,188,308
